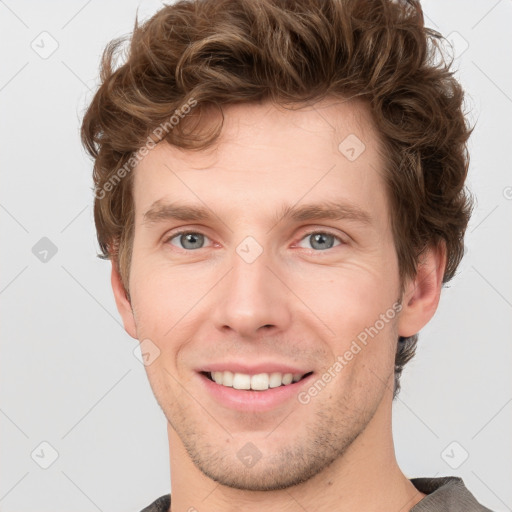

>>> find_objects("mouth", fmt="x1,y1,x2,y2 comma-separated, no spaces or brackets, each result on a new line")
200,370,314,391
197,368,316,412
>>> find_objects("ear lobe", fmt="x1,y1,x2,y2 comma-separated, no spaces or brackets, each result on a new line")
397,242,447,338
111,260,138,339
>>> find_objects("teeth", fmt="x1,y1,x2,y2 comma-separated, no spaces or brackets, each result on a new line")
223,371,232,386
212,371,225,385
232,372,251,390
210,371,305,391
268,372,282,388
282,373,293,385
251,373,269,390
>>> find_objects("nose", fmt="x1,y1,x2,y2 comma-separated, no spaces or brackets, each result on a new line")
211,245,292,338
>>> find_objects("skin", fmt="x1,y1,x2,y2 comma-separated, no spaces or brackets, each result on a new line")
112,98,446,512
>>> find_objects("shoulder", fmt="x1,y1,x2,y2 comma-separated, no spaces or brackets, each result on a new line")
410,476,494,511
139,494,171,512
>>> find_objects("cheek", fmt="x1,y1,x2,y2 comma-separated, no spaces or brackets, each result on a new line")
289,255,400,384
129,251,219,345
295,260,398,332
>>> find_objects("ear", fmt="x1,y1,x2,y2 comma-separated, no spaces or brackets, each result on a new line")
397,242,447,338
111,260,138,339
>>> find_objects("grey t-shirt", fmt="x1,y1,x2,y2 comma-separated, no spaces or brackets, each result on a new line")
139,476,493,511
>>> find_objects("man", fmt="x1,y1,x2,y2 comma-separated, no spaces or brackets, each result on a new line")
81,0,492,510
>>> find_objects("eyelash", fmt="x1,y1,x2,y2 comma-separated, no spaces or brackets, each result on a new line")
163,229,345,252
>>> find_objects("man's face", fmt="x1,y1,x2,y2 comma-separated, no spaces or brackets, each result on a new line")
125,99,403,490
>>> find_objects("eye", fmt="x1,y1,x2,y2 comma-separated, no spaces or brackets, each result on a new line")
297,231,343,251
166,231,212,250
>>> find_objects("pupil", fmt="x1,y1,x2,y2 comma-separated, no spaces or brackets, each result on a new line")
311,233,333,250
182,233,203,249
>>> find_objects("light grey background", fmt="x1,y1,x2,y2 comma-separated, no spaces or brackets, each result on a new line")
0,1,511,511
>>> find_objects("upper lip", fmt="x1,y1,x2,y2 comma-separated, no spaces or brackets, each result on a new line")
197,362,313,376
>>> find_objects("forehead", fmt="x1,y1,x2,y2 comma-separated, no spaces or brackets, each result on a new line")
132,98,388,225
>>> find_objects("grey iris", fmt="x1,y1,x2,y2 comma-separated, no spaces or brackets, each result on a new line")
310,233,335,250
180,233,204,250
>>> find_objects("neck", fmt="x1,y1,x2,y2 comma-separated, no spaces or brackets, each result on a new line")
166,394,426,512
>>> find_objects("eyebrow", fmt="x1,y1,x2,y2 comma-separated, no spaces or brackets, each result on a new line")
142,199,372,227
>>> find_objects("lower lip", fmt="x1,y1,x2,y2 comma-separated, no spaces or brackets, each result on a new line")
198,372,315,412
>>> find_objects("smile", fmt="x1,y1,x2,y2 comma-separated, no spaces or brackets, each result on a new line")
203,370,314,391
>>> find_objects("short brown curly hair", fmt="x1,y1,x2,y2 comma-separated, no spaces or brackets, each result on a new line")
81,0,473,397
